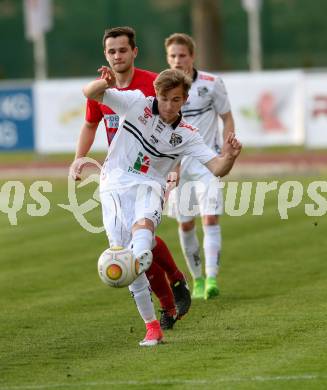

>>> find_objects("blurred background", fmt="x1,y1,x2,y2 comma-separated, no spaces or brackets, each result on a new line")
0,0,327,155
1,0,327,78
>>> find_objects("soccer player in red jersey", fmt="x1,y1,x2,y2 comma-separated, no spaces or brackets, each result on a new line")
70,26,191,331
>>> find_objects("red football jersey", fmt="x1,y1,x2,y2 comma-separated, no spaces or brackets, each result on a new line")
85,68,157,145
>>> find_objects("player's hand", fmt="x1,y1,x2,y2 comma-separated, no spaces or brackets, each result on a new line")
97,66,116,88
222,133,242,158
164,171,178,203
69,158,83,181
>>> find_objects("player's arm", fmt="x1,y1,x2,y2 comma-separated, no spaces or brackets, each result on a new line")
212,76,234,141
83,79,111,103
84,67,143,116
220,110,235,141
205,133,242,177
75,121,99,158
70,120,99,180
83,66,116,102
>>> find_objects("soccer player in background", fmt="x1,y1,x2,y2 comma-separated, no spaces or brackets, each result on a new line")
70,27,191,330
83,66,242,345
165,33,235,300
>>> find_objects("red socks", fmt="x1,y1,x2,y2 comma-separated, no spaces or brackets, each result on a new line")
145,236,184,313
152,236,184,284
146,261,176,315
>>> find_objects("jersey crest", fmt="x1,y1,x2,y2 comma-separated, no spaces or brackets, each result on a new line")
197,86,209,97
169,133,183,147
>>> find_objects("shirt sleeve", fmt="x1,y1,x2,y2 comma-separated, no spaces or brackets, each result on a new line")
102,89,145,116
212,76,231,115
183,131,217,164
85,98,103,123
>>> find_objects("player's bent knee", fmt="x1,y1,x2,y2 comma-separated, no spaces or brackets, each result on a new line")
203,215,219,225
180,220,195,232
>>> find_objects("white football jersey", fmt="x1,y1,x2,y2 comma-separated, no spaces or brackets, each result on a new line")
180,69,231,174
99,89,216,192
182,69,231,147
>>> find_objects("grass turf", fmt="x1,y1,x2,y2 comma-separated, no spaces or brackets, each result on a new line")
0,177,326,389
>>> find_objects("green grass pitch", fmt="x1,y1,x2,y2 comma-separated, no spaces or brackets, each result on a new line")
0,177,326,389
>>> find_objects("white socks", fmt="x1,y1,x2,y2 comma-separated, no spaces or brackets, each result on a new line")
132,229,153,258
129,272,156,323
178,227,202,279
203,224,221,277
129,228,156,323
179,224,222,279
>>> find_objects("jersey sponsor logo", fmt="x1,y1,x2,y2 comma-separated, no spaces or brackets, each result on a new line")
144,106,153,119
133,151,150,173
150,134,159,144
138,115,147,125
169,133,183,147
138,106,153,125
104,114,119,129
199,74,215,82
179,121,197,131
197,86,209,97
155,119,165,134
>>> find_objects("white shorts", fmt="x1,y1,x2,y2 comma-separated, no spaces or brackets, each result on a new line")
165,163,223,223
100,183,164,247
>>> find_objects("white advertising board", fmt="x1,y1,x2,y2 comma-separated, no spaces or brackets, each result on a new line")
304,73,327,148
34,79,108,153
221,71,305,146
34,72,327,152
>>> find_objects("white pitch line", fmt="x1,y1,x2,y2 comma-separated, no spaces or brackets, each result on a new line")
0,374,326,390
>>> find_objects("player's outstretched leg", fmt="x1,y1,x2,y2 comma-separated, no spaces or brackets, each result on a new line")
152,236,191,318
131,227,163,345
153,236,184,282
146,261,178,330
133,228,154,274
129,273,163,347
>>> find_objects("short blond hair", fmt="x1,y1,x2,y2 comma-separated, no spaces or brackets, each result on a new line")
154,69,192,96
164,33,195,56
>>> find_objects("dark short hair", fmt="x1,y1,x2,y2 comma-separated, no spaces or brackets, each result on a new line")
102,26,136,49
165,33,195,56
154,69,192,96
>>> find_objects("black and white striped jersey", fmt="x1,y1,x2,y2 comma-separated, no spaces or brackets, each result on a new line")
99,89,216,191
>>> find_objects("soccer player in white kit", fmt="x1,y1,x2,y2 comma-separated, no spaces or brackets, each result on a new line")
165,33,235,300
83,67,241,346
